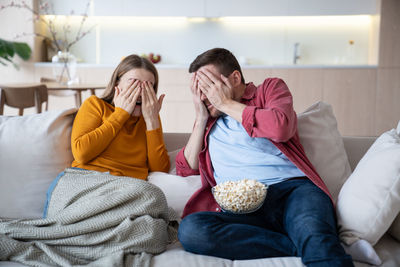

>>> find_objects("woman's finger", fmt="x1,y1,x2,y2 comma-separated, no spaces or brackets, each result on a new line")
113,86,120,103
158,94,165,111
146,81,157,101
130,85,141,103
141,82,148,104
124,80,139,97
143,82,153,104
127,82,140,100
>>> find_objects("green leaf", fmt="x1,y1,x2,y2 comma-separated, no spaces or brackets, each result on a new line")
13,41,32,60
0,39,15,58
0,38,32,68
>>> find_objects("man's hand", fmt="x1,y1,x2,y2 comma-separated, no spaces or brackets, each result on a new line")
197,69,246,123
113,80,141,115
191,73,208,123
141,81,165,130
196,69,234,111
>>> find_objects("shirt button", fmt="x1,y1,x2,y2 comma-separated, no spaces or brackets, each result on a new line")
206,127,209,130
216,208,219,211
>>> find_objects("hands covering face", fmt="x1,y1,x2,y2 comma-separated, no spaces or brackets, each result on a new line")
140,80,165,123
196,69,233,110
113,79,142,115
113,80,165,121
190,68,234,120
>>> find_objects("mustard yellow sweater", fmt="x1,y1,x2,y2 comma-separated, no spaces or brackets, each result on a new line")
71,95,170,179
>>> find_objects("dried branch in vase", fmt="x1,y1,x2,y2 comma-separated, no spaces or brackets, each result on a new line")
0,0,96,54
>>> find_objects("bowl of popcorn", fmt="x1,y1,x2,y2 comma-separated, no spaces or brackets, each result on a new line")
212,179,268,214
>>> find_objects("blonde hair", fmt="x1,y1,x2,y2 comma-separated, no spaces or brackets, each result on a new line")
102,54,159,105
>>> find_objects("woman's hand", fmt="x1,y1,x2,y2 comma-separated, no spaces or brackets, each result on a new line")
113,79,142,114
191,73,209,124
141,81,165,130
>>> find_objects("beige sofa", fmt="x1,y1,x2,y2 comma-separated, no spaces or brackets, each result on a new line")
1,102,399,267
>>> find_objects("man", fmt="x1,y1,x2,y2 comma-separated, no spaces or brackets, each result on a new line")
176,48,353,267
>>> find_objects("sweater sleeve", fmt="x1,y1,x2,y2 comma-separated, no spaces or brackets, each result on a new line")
146,119,170,173
241,78,297,143
71,96,130,164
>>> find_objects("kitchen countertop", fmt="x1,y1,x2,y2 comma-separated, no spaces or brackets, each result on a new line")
34,62,378,69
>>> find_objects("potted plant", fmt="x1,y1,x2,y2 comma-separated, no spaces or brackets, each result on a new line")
0,38,32,69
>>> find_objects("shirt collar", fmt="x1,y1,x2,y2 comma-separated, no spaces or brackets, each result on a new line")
241,82,257,101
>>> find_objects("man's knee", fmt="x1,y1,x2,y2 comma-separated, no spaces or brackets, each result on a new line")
178,212,217,254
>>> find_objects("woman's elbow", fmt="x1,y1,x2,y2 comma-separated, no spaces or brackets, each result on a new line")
161,161,171,173
71,142,93,164
150,160,171,173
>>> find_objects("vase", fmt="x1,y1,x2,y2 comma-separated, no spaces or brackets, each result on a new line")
51,51,78,85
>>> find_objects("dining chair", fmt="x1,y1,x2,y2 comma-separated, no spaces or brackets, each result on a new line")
0,84,48,116
40,77,81,109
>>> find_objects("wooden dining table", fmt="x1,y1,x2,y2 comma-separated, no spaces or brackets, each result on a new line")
0,82,106,107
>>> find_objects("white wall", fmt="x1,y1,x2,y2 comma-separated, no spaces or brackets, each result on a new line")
0,0,36,83
61,15,374,66
2,0,378,66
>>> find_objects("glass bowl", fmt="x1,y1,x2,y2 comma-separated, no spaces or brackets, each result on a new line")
211,179,268,214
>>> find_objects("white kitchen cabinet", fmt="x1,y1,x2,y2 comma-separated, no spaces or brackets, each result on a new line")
204,0,290,17
44,0,379,16
286,0,379,16
93,0,204,16
205,0,378,17
120,0,204,17
92,0,124,16
39,0,92,15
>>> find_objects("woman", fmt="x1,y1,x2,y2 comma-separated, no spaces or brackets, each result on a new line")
70,54,170,179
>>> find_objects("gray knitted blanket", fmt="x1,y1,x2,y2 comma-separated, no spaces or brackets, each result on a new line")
0,168,179,267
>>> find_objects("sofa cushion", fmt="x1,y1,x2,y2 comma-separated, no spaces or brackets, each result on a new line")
0,109,76,219
337,120,400,246
297,101,352,202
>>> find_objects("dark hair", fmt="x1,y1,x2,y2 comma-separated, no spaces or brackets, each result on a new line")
189,48,245,84
102,54,159,104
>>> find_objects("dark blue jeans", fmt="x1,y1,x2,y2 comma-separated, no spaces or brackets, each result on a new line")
178,179,354,267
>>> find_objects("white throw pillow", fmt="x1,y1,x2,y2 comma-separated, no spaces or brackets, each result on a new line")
336,123,400,246
297,101,352,202
148,172,202,218
0,109,76,219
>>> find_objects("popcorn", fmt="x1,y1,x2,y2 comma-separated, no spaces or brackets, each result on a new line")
212,179,267,213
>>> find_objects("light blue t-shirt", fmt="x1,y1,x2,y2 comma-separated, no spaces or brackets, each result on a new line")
208,115,305,185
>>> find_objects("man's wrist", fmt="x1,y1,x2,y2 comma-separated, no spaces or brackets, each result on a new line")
219,99,235,113
219,99,246,123
194,118,208,129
